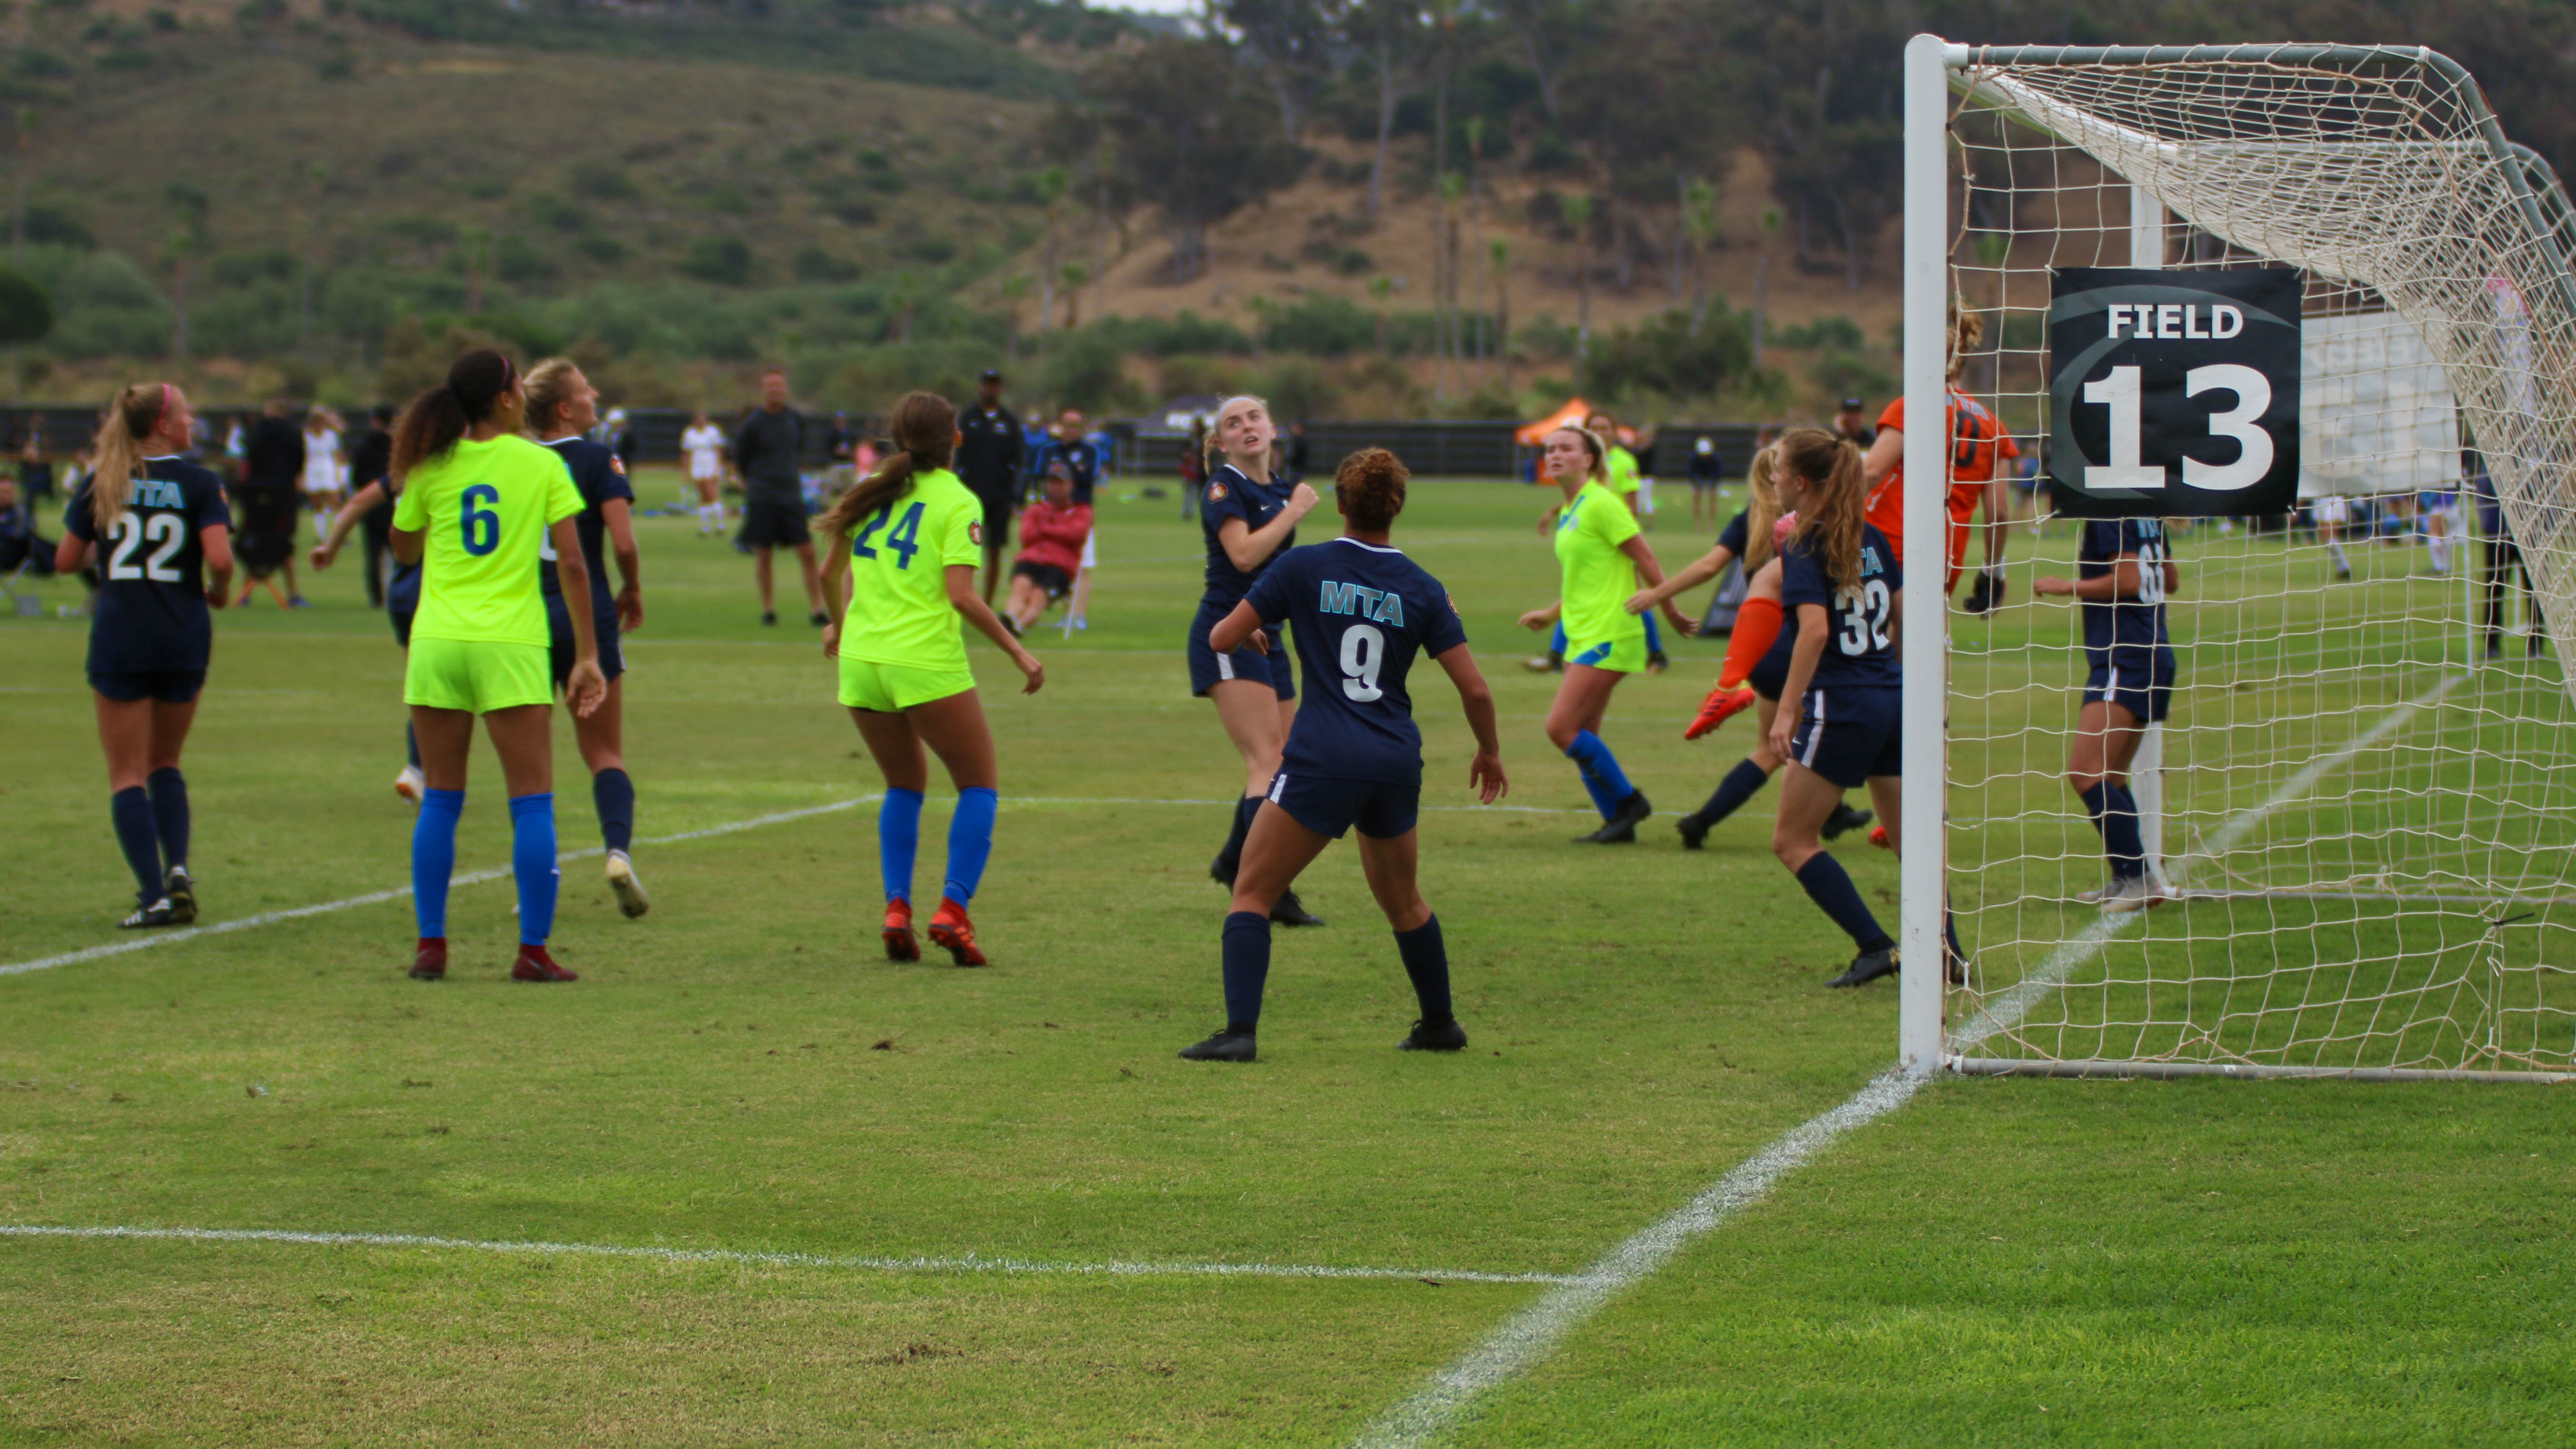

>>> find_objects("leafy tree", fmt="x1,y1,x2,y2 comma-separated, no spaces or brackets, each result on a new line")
1082,38,1308,282
1578,306,1752,403
0,266,53,347
1217,0,1342,139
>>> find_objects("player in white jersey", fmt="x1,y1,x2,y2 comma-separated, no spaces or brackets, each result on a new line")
681,410,728,535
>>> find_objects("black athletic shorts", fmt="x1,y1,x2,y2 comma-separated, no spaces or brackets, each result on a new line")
549,602,626,688
90,669,205,704
738,498,812,550
1011,560,1070,598
1266,769,1421,841
978,490,1017,547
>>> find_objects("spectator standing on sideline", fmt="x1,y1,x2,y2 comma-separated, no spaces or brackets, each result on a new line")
1038,409,1103,629
19,424,56,511
956,369,1024,605
1284,420,1310,485
350,405,396,608
733,365,825,627
237,399,308,608
1688,435,1725,525
1833,398,1875,451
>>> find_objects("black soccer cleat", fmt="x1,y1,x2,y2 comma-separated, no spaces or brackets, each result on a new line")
1179,1029,1258,1062
1270,889,1324,927
1575,789,1652,844
809,610,829,627
761,610,778,626
1675,811,1711,850
163,865,197,925
1822,802,1875,841
1826,947,1900,989
1209,853,1238,888
1398,1018,1468,1052
118,897,177,929
1646,649,1671,674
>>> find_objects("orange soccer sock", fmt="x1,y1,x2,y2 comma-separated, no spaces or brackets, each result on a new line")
1718,596,1783,690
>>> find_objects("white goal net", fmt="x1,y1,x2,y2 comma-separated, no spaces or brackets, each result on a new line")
1907,41,2576,1080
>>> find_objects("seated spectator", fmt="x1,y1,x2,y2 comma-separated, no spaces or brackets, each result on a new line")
1002,460,1092,635
0,474,57,577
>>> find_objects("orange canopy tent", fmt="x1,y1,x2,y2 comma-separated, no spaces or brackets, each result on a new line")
1514,398,1591,447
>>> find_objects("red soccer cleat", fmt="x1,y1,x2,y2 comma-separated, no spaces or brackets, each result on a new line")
926,898,987,968
883,898,920,962
409,936,447,980
510,944,579,982
1683,684,1757,741
1868,824,1891,850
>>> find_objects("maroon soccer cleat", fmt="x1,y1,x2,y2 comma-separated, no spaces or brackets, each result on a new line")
510,944,579,982
410,937,447,981
883,898,920,962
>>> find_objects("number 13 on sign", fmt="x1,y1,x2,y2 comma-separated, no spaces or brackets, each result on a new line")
2082,363,2275,492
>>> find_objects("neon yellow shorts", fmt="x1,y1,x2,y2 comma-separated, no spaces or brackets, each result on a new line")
1566,633,1648,674
839,656,977,712
405,637,553,713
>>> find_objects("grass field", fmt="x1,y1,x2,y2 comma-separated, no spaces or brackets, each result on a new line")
3,474,2571,1445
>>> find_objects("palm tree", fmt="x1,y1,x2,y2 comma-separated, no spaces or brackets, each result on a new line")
1562,191,1595,360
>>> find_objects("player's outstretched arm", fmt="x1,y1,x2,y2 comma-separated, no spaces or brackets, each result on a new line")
1207,600,1271,656
945,563,1044,694
1216,482,1321,571
311,480,387,570
1518,600,1562,632
1433,642,1508,803
1617,533,1697,636
1628,542,1735,615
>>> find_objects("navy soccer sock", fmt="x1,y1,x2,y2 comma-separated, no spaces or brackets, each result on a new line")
1216,794,1261,877
146,766,189,870
1221,910,1271,1033
2080,781,2147,880
405,720,420,769
110,786,162,901
1696,759,1771,825
1795,852,1892,952
1393,915,1453,1024
879,788,923,903
591,768,635,855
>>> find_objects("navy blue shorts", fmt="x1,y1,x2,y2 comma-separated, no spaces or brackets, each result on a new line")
1188,599,1294,700
1787,685,1901,789
549,608,627,689
1749,641,1791,701
2084,650,2175,724
90,669,205,704
391,608,414,649
1267,768,1420,840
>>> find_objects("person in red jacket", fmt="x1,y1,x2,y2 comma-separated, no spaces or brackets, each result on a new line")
1003,460,1092,635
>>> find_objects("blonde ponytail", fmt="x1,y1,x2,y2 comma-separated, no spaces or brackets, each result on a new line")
88,383,171,535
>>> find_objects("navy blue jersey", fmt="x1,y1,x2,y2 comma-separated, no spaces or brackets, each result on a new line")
1717,510,1749,560
62,457,231,674
537,436,633,617
1199,462,1298,609
2077,518,2171,665
1242,537,1469,784
1780,523,1900,689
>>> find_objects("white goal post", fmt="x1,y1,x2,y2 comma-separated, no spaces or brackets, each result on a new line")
1898,36,2576,1082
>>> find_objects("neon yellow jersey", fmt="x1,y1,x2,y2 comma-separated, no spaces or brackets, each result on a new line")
392,435,583,648
839,467,984,670
1607,445,1642,498
1554,480,1644,646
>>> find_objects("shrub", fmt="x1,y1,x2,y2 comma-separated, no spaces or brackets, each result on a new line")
679,236,753,286
49,251,170,358
1258,294,1374,358
1578,308,1754,404
1770,314,1866,350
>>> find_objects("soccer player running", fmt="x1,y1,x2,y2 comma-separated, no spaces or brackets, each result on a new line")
681,410,729,536
819,390,1044,968
54,383,231,928
2035,513,2180,912
389,350,606,983
956,368,1024,605
1522,424,1690,842
735,366,826,627
1191,394,1326,926
527,359,651,918
1178,447,1507,1063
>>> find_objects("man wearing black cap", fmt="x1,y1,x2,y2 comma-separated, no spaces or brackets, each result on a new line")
1834,398,1876,450
958,368,1024,604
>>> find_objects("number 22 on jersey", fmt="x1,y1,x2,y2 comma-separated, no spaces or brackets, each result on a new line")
106,511,187,581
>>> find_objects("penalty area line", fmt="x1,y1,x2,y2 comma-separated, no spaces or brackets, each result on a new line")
0,1223,1585,1288
1348,673,2466,1449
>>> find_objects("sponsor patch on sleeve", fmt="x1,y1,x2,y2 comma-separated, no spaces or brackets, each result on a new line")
969,520,983,547
609,457,627,476
1208,482,1227,502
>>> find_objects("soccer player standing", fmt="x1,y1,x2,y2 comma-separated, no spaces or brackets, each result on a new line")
389,350,605,983
55,383,231,927
681,410,729,535
956,368,1024,605
527,359,651,918
1179,447,1507,1063
2035,515,2181,912
819,390,1044,968
735,366,826,627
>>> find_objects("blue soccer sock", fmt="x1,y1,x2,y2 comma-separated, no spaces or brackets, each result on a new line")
1549,620,1568,657
412,788,463,938
1564,729,1635,818
2080,781,2147,880
146,766,190,869
1795,852,1892,952
109,786,162,901
1644,610,1664,653
591,767,635,855
1696,759,1771,825
1394,915,1453,1024
509,793,559,947
942,787,998,906
405,720,420,769
879,788,923,903
1222,909,1272,1032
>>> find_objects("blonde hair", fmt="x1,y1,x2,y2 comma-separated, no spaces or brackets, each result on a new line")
1947,300,1986,381
1776,427,1868,602
1742,443,1784,570
1548,424,1610,486
522,357,584,434
1206,394,1270,466
88,383,175,535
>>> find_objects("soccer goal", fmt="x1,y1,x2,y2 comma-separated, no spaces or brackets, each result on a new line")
1896,37,2576,1082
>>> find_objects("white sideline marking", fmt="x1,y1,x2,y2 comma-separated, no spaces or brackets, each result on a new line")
1349,674,2465,1448
0,1223,1582,1288
1,792,1600,979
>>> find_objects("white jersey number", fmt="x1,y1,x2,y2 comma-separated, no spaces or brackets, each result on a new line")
1834,579,1892,657
2136,540,2167,606
106,511,186,583
1340,623,1385,702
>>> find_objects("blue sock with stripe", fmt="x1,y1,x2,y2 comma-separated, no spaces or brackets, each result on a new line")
110,787,162,902
509,792,559,947
1795,852,1892,952
942,787,998,906
412,788,463,938
146,766,189,869
591,768,634,854
1564,730,1634,818
879,788,923,903
1222,909,1271,1032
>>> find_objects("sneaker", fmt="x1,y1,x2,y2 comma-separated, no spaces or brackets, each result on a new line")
394,764,425,806
1647,650,1671,674
1826,947,1899,988
1398,1018,1468,1052
2073,882,2112,906
1575,789,1652,844
1523,653,1562,673
1962,570,1993,616
1070,614,1088,631
761,610,778,626
882,899,919,962
118,897,176,929
409,937,447,980
511,945,579,981
1823,802,1874,840
605,850,649,919
1178,1028,1258,1062
288,596,313,609
927,898,987,967
2099,875,2169,914
163,865,196,925
1675,811,1711,850
1000,615,1022,639
1270,889,1324,927
1683,685,1756,740
809,610,829,627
